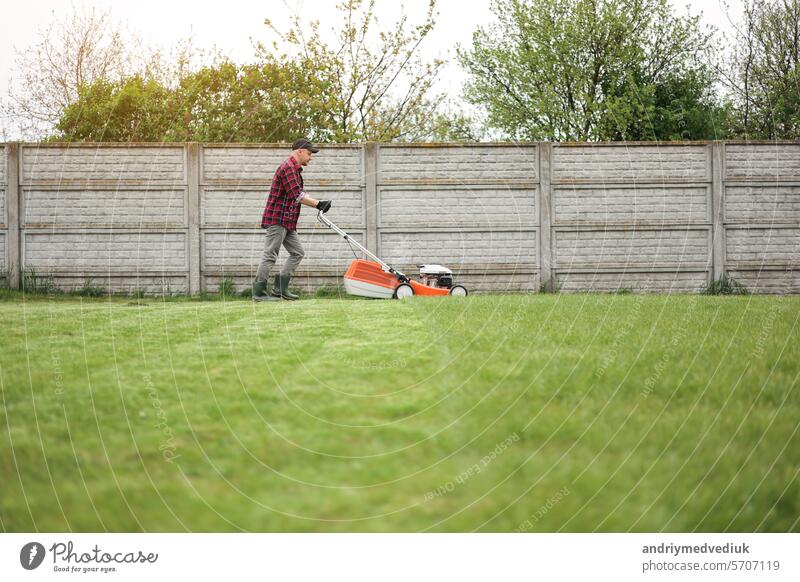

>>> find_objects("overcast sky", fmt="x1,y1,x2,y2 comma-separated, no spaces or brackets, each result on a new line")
0,0,744,138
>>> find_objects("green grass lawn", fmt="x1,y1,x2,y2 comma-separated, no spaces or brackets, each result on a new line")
1,292,798,532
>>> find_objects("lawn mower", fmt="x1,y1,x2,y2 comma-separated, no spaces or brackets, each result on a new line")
316,211,468,299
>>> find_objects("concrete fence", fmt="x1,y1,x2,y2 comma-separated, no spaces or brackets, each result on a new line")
0,141,798,294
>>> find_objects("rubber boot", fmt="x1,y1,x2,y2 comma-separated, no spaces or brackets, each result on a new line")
272,274,299,300
252,279,279,302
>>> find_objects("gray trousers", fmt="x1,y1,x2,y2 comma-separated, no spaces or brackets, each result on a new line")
255,225,305,283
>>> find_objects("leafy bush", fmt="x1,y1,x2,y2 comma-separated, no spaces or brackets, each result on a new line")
539,281,561,293
72,279,106,297
703,274,749,295
130,288,147,299
219,277,236,297
23,269,60,295
315,285,345,298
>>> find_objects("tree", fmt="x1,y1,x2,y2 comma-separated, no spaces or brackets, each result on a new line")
259,0,454,142
54,59,335,142
54,76,176,142
458,0,723,141
3,4,216,141
178,59,338,143
721,0,800,139
51,0,468,143
3,5,144,140
645,70,730,141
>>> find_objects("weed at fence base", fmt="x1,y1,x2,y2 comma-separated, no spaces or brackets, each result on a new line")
703,274,749,295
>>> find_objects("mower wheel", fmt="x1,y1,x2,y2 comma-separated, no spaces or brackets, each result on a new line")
394,283,414,299
449,285,468,296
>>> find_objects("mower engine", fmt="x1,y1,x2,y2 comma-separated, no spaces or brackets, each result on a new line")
418,264,454,289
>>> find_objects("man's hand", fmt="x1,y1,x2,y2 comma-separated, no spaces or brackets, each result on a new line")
317,200,332,213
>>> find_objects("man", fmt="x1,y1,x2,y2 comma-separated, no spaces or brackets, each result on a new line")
252,138,332,301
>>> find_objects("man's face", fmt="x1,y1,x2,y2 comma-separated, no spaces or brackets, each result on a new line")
296,148,313,166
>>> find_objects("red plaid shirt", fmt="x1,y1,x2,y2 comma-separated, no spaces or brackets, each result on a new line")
260,156,306,231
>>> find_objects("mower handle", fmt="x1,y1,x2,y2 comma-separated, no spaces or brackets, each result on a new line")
316,210,408,282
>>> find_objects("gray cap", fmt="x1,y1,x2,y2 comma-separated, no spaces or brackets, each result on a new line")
291,138,320,153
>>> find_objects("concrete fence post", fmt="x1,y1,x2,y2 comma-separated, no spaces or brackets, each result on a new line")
711,141,725,282
7,143,21,290
539,141,554,292
187,143,201,294
364,142,378,254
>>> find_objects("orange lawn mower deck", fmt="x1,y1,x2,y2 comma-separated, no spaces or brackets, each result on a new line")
317,213,468,300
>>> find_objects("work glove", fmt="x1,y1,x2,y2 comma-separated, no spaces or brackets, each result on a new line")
317,200,332,213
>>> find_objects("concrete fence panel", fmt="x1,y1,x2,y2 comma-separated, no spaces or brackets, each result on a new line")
725,144,800,181
23,187,186,228
379,186,537,229
552,185,709,225
18,144,188,293
723,144,800,293
377,144,540,292
553,228,711,268
378,145,538,183
551,144,710,183
550,143,713,293
21,145,185,183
